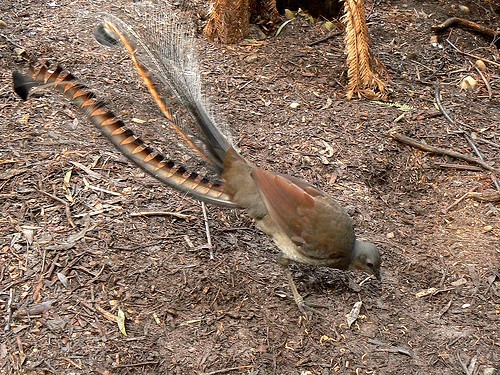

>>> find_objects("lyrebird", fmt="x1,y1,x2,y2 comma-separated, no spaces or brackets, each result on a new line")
13,5,380,314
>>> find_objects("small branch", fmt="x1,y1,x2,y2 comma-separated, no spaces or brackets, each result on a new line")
443,186,479,213
473,65,492,99
390,132,497,172
113,361,160,369
432,17,499,46
201,202,214,260
434,87,500,191
308,30,344,47
435,163,482,171
129,211,195,220
446,39,500,68
203,365,254,375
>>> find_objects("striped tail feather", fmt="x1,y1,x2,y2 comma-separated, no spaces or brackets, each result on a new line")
13,64,237,208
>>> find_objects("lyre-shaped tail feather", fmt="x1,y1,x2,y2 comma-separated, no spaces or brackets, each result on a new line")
94,21,212,168
94,10,233,173
13,64,237,208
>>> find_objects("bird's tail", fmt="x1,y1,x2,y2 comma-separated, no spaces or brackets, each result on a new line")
13,3,240,207
93,5,234,174
13,64,236,207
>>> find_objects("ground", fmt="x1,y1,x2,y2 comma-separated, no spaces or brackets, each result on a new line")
0,0,499,374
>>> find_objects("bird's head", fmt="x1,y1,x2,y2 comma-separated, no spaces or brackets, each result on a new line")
349,241,381,280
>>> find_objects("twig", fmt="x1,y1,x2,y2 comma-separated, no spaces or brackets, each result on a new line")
69,161,103,179
456,351,472,375
113,361,160,369
367,338,413,357
129,211,195,220
438,299,452,318
474,136,500,149
201,202,214,260
50,252,88,286
202,365,254,375
308,30,344,47
446,39,500,68
4,288,13,332
84,182,122,197
432,17,499,46
80,301,117,322
434,87,499,190
390,132,497,172
38,189,76,228
435,163,482,171
359,274,376,286
473,65,492,99
0,32,28,52
443,186,479,213
434,87,455,125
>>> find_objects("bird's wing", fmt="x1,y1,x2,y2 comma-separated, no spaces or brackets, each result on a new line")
251,168,355,262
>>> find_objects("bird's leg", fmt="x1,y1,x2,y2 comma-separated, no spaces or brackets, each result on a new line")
278,256,304,306
277,255,323,318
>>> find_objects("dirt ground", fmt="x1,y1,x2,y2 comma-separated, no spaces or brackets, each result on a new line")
1,0,499,374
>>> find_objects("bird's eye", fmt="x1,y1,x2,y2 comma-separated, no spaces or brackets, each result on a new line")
366,261,374,268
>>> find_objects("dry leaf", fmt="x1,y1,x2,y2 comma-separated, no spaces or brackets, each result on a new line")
284,9,295,20
117,308,127,336
57,272,70,289
346,301,362,328
460,76,477,91
416,287,437,298
475,60,487,72
323,21,335,31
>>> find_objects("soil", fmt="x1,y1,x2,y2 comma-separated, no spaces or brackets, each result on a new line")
1,0,499,374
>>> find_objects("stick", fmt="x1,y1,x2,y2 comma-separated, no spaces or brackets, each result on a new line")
129,211,195,220
436,163,482,171
203,365,254,375
473,65,492,99
456,351,472,375
201,201,214,260
38,189,76,228
308,30,344,47
467,191,500,202
390,132,497,172
432,17,499,46
113,361,160,369
434,87,455,125
443,186,479,213
434,87,499,190
4,289,13,332
446,39,500,69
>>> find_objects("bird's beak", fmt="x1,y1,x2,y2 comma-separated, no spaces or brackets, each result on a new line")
375,271,381,281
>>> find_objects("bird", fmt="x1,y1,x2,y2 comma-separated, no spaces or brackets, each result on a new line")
13,6,380,314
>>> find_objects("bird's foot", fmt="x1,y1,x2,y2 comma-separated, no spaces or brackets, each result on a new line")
278,256,329,319
294,296,328,319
